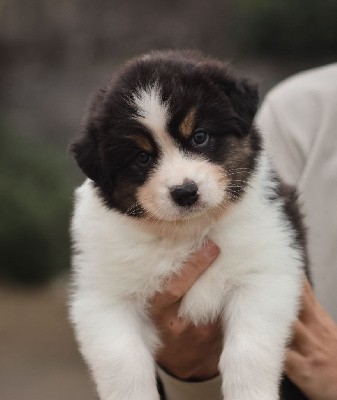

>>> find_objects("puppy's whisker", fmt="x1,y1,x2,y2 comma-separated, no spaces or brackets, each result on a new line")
227,167,250,172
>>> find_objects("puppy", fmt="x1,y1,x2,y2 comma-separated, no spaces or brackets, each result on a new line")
70,50,306,400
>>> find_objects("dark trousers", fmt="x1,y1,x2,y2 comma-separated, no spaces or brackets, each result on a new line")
281,375,308,400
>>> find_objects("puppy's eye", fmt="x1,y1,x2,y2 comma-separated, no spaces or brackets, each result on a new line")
135,151,152,165
191,130,209,146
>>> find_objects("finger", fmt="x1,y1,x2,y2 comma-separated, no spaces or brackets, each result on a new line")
299,277,334,331
303,276,315,300
150,241,220,313
164,242,219,296
284,349,308,386
289,319,316,356
299,277,316,319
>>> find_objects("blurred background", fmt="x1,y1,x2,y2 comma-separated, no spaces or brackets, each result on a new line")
0,1,336,399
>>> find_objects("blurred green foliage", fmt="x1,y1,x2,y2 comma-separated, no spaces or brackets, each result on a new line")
233,0,337,56
0,124,79,284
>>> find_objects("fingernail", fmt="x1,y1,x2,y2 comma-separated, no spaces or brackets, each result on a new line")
204,242,220,258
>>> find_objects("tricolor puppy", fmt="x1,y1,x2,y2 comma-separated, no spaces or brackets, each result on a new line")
70,51,306,400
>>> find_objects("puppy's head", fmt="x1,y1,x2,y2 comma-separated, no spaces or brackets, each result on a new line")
71,50,261,224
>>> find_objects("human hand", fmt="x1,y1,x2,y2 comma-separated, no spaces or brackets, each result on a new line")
285,277,337,400
150,241,222,381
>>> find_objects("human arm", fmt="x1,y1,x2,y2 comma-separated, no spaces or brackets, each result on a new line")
285,277,337,400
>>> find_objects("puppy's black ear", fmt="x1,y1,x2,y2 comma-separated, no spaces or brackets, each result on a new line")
224,78,259,133
206,63,259,134
70,129,102,182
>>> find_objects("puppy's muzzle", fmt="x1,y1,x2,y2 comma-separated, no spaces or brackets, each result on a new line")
170,181,199,207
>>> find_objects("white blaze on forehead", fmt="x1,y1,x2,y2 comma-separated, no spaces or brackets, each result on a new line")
133,84,171,149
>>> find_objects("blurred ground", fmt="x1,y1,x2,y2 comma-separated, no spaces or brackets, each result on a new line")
0,278,97,400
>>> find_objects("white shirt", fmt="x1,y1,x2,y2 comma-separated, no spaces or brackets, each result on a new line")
258,63,337,323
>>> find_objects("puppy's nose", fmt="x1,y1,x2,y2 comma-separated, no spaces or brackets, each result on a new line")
170,181,199,207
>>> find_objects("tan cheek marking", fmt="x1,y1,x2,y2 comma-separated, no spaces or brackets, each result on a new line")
200,161,228,185
180,108,196,138
136,172,162,218
129,135,153,153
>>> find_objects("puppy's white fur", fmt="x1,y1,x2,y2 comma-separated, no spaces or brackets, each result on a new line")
70,85,303,400
70,163,302,400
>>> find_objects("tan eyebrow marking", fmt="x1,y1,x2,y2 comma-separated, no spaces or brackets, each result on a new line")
129,135,153,153
180,108,196,138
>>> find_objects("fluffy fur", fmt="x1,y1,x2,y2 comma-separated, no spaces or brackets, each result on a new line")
69,50,306,400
